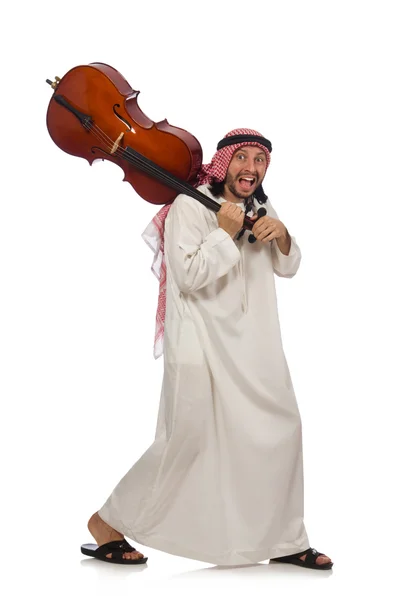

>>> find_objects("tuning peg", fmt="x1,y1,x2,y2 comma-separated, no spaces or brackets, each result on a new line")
46,76,61,90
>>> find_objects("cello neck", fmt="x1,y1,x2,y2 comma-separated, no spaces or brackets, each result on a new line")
122,146,254,230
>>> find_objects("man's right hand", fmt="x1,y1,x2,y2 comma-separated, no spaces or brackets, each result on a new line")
217,202,245,239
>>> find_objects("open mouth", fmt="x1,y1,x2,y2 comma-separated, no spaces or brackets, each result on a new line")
238,176,256,191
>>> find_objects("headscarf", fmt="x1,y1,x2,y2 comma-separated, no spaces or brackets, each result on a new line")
141,128,272,359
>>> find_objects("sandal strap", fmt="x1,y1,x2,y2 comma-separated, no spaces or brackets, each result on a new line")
276,547,325,565
95,539,136,557
278,547,311,560
301,547,325,566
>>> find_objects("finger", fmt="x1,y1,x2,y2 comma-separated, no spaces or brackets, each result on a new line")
259,230,278,243
255,215,271,224
264,232,277,242
257,229,274,242
253,219,273,233
229,205,242,217
255,224,273,237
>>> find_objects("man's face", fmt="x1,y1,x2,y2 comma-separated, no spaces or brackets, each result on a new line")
224,146,268,200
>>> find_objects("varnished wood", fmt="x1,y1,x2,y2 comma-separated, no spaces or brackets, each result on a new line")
46,63,203,205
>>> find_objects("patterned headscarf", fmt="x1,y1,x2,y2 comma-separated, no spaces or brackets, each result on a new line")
141,128,272,359
197,128,271,185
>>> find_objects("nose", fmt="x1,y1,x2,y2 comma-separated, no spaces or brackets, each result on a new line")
246,157,256,174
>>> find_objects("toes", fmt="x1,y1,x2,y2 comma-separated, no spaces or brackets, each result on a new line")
316,556,331,565
103,550,144,560
122,551,144,560
299,553,331,566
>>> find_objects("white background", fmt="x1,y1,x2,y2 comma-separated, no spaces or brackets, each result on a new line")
1,1,396,598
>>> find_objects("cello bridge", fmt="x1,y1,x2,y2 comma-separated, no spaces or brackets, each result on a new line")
110,132,125,154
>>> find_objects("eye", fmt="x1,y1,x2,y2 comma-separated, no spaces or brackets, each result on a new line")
256,157,264,162
237,154,246,160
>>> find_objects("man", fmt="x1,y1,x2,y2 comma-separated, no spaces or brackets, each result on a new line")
81,129,333,570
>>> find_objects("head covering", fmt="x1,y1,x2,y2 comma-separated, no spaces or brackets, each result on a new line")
197,128,271,186
141,128,272,359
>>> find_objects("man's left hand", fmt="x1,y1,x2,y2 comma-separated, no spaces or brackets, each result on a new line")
251,215,287,243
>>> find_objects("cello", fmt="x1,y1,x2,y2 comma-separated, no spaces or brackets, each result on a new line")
45,62,257,231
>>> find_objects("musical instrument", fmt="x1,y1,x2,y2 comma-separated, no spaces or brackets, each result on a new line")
46,63,256,231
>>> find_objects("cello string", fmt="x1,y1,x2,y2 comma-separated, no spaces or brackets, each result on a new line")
85,120,201,194
86,122,225,214
89,123,190,188
88,123,210,203
86,121,194,196
86,124,252,224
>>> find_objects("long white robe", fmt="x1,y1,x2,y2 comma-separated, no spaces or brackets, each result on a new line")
98,184,310,566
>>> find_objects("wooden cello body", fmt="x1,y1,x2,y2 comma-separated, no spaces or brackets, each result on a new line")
46,63,203,205
46,62,255,229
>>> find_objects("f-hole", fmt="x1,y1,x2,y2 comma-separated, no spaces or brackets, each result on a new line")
113,104,136,133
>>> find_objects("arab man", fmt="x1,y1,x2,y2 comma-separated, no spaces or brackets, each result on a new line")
81,128,333,571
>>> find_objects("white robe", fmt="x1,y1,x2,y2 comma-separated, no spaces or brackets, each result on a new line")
98,184,310,566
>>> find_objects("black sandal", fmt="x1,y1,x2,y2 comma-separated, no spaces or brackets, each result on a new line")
270,547,333,570
81,538,148,565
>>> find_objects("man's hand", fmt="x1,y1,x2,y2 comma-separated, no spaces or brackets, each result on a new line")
252,214,287,243
252,215,291,254
217,202,245,239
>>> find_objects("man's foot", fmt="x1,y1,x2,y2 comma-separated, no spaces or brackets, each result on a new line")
299,551,332,566
270,547,333,570
88,512,144,561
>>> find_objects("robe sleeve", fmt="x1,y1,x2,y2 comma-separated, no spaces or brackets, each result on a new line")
267,199,302,278
164,194,241,294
